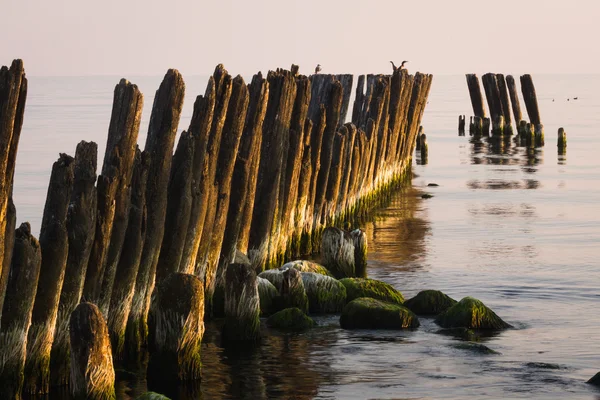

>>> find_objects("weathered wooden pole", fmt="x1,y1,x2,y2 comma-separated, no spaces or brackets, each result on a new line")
473,116,483,136
233,75,269,255
324,131,347,223
337,123,357,215
202,75,249,313
336,74,353,126
220,74,268,271
393,72,415,164
458,115,465,135
492,115,505,136
69,302,115,400
483,117,491,136
155,131,195,283
520,74,541,125
404,73,433,162
107,149,149,360
321,227,355,279
0,223,41,400
351,228,368,278
147,273,204,384
465,74,487,118
24,153,74,395
223,263,261,343
557,127,567,151
179,78,216,272
495,74,512,128
351,75,365,128
248,69,297,270
0,60,27,318
191,67,234,276
50,141,97,386
98,80,144,315
481,73,505,123
420,133,428,163
290,119,313,258
506,75,523,125
125,69,185,356
280,267,309,313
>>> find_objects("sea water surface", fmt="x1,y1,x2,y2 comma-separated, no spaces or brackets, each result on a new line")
15,73,600,399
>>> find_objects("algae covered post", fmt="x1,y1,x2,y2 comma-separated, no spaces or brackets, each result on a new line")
223,263,261,343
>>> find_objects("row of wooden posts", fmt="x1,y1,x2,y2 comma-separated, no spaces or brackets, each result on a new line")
0,59,432,398
461,73,547,147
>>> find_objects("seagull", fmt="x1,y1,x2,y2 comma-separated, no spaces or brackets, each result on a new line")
315,64,322,74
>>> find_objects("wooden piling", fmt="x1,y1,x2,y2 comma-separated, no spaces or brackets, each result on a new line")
69,302,115,400
337,123,357,215
473,116,483,136
557,127,567,150
492,115,505,136
125,69,185,356
147,273,204,384
321,227,355,279
458,115,465,135
223,263,261,343
520,74,541,125
351,229,368,278
280,267,309,313
107,149,149,360
505,75,523,124
495,74,512,127
336,74,353,126
24,153,74,395
420,133,428,163
481,73,505,123
51,141,98,386
0,223,42,400
483,117,491,136
0,60,27,318
465,74,487,118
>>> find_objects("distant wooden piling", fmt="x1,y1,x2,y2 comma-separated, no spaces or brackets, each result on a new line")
481,73,505,123
108,149,149,360
492,115,505,136
321,227,355,279
420,133,428,162
465,74,486,118
351,229,368,278
147,273,204,384
280,268,309,313
520,74,541,126
223,263,261,343
0,223,42,400
51,141,98,386
0,60,27,318
69,303,115,400
125,69,185,357
483,118,491,136
25,153,74,395
495,74,512,127
473,116,483,136
458,115,465,135
557,127,567,150
505,75,523,124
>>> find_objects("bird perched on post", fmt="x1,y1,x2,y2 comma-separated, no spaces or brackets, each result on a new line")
400,60,408,69
315,64,322,74
390,60,409,73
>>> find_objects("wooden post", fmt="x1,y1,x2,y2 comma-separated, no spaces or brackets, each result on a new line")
465,74,487,118
351,229,368,278
178,78,216,273
337,123,357,215
98,80,144,315
290,118,313,257
324,131,347,223
483,117,491,136
535,124,544,147
155,131,195,283
0,60,27,318
492,115,505,136
202,75,249,313
24,153,74,395
520,74,541,125
125,69,185,357
557,127,567,150
336,74,353,126
321,227,355,279
0,223,41,400
223,263,261,343
351,75,365,128
473,117,483,136
280,267,309,313
506,75,523,125
232,75,269,255
420,133,428,163
495,74,512,127
51,141,97,386
147,273,204,384
468,116,474,135
481,73,505,124
107,149,149,360
458,115,465,135
69,303,115,400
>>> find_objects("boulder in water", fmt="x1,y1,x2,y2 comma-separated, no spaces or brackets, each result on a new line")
280,260,332,277
301,272,347,313
587,372,600,387
340,297,419,330
404,290,457,315
340,278,404,305
257,277,278,316
435,297,512,330
267,308,315,332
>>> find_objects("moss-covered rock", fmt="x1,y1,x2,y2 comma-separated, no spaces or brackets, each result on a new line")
434,297,512,330
340,278,404,305
258,269,283,291
404,290,457,315
257,277,278,316
136,392,171,400
340,298,420,330
280,260,332,277
301,272,347,314
267,308,315,332
588,372,600,387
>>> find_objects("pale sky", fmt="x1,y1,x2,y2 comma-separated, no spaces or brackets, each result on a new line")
1,0,598,76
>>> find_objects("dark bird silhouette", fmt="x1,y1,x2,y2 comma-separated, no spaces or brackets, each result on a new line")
400,60,408,69
390,61,398,72
574,97,578,100
315,64,322,74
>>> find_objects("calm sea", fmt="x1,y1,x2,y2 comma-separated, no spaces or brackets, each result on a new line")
14,73,600,399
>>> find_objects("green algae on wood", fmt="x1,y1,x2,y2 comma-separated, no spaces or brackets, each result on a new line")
404,290,457,315
434,297,512,330
280,268,309,314
223,263,261,343
340,278,404,305
321,227,355,278
267,307,315,332
301,272,347,314
340,297,419,330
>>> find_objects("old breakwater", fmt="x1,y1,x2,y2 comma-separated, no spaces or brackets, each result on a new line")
0,59,431,399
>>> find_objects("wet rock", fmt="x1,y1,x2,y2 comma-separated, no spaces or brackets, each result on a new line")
404,290,457,315
301,272,347,313
340,297,419,330
340,278,404,305
258,269,284,291
257,277,278,316
427,183,439,187
587,372,600,387
435,297,512,330
421,193,433,199
280,260,332,277
136,392,171,400
451,342,500,355
267,308,315,332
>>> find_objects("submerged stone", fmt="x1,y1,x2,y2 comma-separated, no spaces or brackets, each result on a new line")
404,290,457,315
340,297,420,330
301,272,347,313
257,277,278,316
435,297,512,330
280,260,332,277
267,308,315,332
136,392,171,400
421,193,433,199
587,372,600,387
340,278,404,305
451,342,500,355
